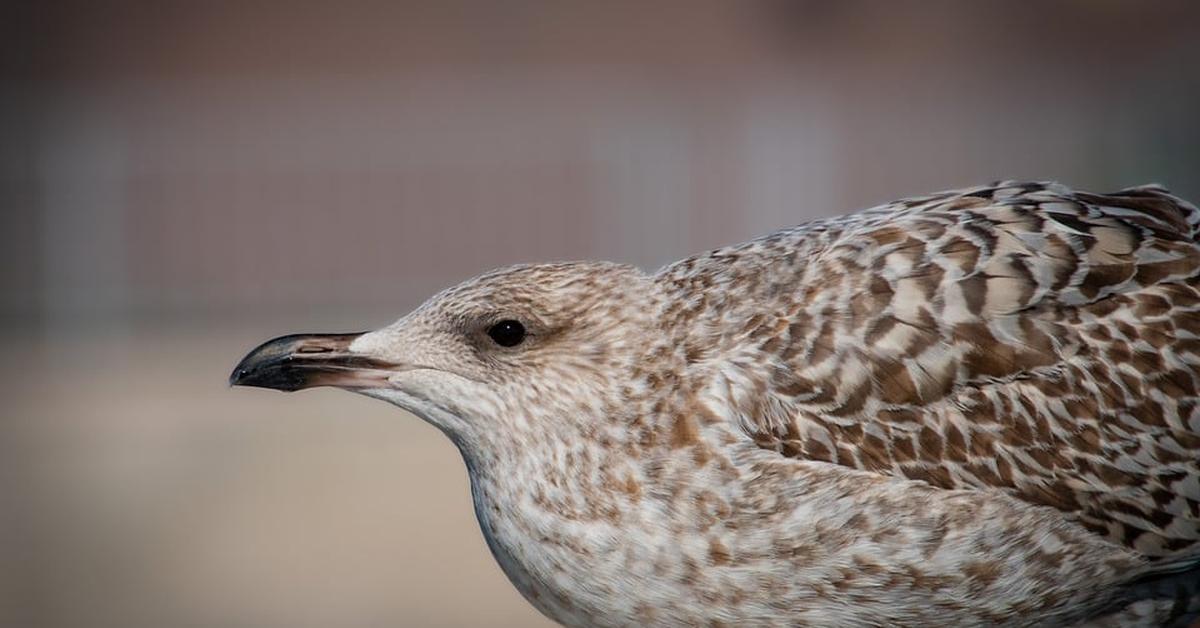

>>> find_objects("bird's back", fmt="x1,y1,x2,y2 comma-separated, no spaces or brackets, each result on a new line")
658,181,1200,561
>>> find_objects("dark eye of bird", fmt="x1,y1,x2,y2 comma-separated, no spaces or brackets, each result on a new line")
487,319,526,347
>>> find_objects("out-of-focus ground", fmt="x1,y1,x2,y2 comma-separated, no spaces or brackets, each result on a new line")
3,1,1200,627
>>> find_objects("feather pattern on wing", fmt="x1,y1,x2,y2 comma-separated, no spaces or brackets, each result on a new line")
659,181,1200,559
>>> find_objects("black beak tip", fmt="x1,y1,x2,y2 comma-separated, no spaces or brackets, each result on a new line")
227,358,279,391
228,336,298,391
228,365,251,387
228,355,304,392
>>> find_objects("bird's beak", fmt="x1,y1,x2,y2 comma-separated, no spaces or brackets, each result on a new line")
229,332,395,392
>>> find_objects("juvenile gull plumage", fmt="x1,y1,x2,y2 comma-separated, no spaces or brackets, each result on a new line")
232,182,1200,627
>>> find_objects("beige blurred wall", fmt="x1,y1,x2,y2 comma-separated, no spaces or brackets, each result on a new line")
3,2,1200,627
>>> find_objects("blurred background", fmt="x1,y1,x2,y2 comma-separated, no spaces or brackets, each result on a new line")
3,1,1199,626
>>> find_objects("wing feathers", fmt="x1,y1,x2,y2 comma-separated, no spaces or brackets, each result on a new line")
668,181,1200,559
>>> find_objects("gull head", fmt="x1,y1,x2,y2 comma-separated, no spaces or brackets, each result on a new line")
230,262,655,452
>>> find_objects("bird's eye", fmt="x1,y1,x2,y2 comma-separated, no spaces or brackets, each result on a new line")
486,320,526,347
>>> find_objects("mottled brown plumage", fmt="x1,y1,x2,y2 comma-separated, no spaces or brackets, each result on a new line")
234,181,1200,627
659,181,1200,559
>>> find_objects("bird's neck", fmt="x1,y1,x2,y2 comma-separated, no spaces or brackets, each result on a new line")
455,393,746,626
459,425,653,626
